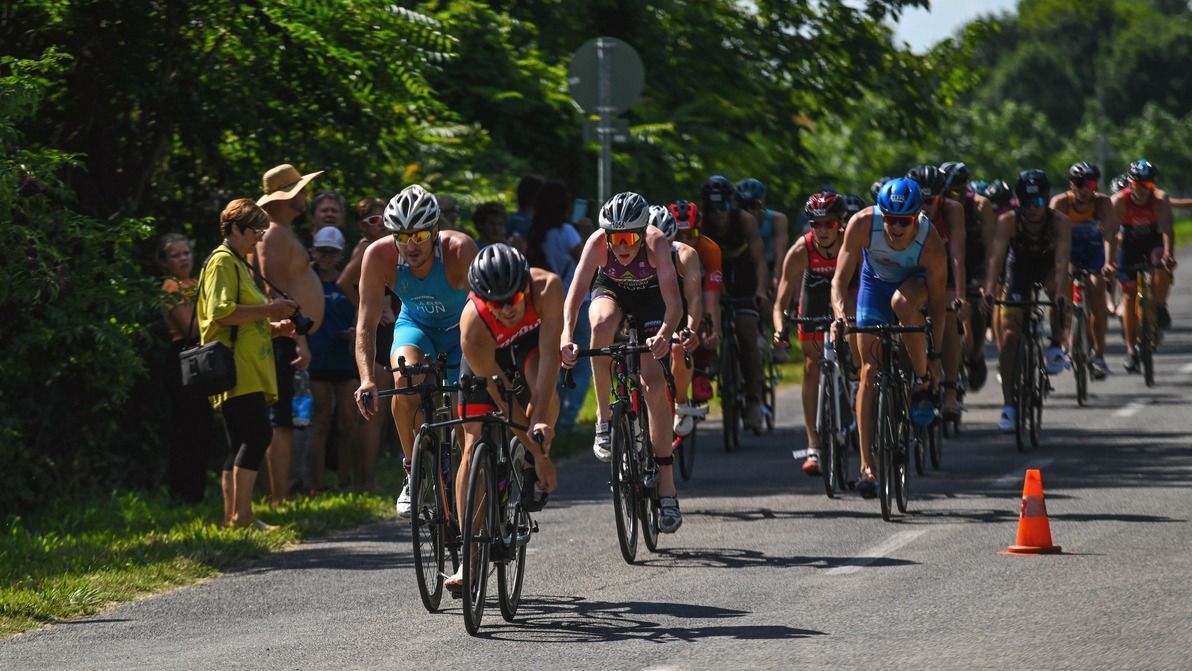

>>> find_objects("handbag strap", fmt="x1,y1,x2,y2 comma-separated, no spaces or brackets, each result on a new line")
187,246,241,347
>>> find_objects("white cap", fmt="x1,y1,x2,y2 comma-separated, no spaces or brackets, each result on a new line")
312,226,346,250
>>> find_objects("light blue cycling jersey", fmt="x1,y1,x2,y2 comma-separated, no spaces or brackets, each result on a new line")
394,242,468,330
861,208,931,284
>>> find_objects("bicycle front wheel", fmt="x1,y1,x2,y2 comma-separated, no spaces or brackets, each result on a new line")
1030,353,1044,448
610,409,640,564
1073,309,1089,406
1139,294,1155,387
720,339,741,452
817,374,838,498
876,382,895,522
678,421,697,481
461,443,494,635
410,433,445,613
1015,338,1030,452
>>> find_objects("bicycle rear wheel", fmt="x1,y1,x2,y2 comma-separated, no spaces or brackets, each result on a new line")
763,354,778,433
410,433,445,613
638,406,660,553
677,421,697,481
929,416,943,470
497,507,527,623
461,443,494,635
1015,338,1030,452
1073,310,1089,406
1029,353,1044,448
1139,296,1155,387
912,421,927,476
720,336,741,452
610,409,640,564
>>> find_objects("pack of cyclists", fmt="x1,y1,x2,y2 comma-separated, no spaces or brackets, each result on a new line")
348,158,1178,629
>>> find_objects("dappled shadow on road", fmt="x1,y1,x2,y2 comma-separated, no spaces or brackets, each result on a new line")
230,522,415,575
473,594,826,644
635,546,915,571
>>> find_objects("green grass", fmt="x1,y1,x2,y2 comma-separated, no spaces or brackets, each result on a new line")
1175,215,1192,248
0,479,403,639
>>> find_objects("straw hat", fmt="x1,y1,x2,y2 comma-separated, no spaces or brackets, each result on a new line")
256,164,324,206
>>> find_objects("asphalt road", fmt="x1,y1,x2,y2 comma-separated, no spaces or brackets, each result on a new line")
4,257,1191,670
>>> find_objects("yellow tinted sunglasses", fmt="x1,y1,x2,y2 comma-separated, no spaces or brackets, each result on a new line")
394,229,434,245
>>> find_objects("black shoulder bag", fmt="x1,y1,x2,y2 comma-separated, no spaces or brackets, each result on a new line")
180,248,241,396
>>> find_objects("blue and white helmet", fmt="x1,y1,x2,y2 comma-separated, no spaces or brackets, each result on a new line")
876,177,923,216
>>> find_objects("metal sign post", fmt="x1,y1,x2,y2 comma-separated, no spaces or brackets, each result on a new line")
598,38,612,205
568,37,644,208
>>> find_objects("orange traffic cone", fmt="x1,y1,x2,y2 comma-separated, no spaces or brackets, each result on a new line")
1005,469,1062,555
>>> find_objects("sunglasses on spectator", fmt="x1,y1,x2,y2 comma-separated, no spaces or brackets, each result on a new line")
608,231,642,247
394,229,434,245
485,291,525,311
362,214,383,227
883,214,917,228
810,218,840,229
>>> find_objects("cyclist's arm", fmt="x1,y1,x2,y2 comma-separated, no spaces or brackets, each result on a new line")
679,246,703,331
1106,194,1125,266
442,230,479,289
1096,193,1118,271
984,212,1015,297
1156,191,1175,258
773,237,807,335
741,210,769,299
922,231,949,351
337,239,368,307
945,199,967,295
1053,211,1072,302
564,231,603,342
527,273,564,448
832,212,866,321
976,195,998,254
354,238,390,387
651,229,682,340
699,238,723,337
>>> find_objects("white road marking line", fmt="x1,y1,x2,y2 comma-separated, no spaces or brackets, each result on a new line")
825,529,930,576
992,459,1055,487
1113,401,1147,418
1178,362,1192,375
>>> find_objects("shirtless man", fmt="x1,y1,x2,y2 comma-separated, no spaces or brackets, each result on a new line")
253,163,326,503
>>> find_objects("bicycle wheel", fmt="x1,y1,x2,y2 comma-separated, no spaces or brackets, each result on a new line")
497,506,527,623
1015,338,1030,452
610,409,640,564
677,419,696,481
893,387,910,514
461,442,494,635
719,340,738,452
410,433,445,613
637,406,660,553
912,421,927,477
1139,295,1155,387
1073,309,1088,406
929,416,943,470
1029,351,1044,448
876,381,895,522
817,374,838,498
763,354,777,433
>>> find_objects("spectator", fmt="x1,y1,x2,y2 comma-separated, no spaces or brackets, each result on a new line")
306,226,363,492
338,197,395,486
158,233,214,503
527,180,590,431
197,198,299,529
472,201,508,248
311,190,357,258
437,194,462,231
254,163,323,504
505,174,544,252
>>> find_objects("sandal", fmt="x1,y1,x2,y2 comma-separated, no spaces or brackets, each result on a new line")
658,496,683,534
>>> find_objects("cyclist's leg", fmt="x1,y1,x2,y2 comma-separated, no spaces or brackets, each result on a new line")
1117,243,1141,355
1044,273,1065,351
641,355,677,496
588,294,622,426
1150,242,1171,310
891,277,929,379
855,333,881,482
390,315,435,466
801,333,824,451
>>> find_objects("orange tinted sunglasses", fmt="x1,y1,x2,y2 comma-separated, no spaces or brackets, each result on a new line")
608,231,642,246
484,291,525,311
394,229,433,245
1131,179,1155,191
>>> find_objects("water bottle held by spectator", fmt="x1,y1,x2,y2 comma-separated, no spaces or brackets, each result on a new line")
292,369,313,427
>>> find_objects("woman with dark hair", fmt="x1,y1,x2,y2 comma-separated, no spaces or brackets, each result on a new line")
526,180,589,431
158,233,214,503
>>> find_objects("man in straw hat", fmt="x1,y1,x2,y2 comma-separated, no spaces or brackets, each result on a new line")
253,163,326,503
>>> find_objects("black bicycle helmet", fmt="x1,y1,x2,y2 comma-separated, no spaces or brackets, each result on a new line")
598,191,650,231
869,176,893,202
700,175,735,208
1068,161,1101,183
468,242,530,302
1014,169,1051,204
984,179,1012,209
907,164,949,200
1111,173,1130,193
842,194,867,220
1128,159,1157,182
939,161,971,193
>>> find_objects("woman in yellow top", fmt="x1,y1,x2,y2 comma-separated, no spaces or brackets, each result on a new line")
197,199,300,529
158,233,214,504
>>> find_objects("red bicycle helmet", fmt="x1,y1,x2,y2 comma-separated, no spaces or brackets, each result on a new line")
668,200,702,232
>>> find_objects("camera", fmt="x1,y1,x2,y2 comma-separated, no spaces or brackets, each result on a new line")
290,309,315,336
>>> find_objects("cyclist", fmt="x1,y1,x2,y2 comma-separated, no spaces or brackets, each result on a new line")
700,175,769,431
648,205,704,437
773,191,849,476
1050,162,1115,379
352,184,478,518
446,243,561,590
670,199,723,432
560,192,685,533
981,169,1072,432
736,178,791,287
1106,159,1177,371
941,161,997,392
832,178,948,497
984,179,1016,347
908,164,968,420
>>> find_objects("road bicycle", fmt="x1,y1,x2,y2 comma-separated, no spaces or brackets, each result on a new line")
786,315,858,498
1070,268,1094,405
995,286,1053,451
848,320,931,522
1123,262,1160,387
569,316,678,564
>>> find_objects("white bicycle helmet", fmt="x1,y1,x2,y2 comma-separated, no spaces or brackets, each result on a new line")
648,204,678,241
598,192,650,232
383,184,440,232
